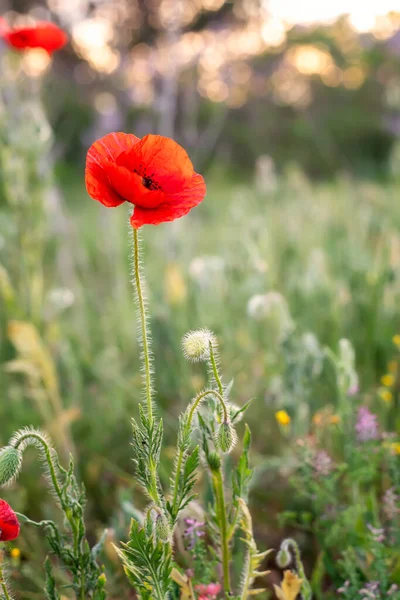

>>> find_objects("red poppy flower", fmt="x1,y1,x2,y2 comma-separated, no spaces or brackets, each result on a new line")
1,20,67,54
85,132,206,228
0,499,20,542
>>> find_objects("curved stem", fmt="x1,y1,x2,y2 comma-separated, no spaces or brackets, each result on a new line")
280,538,312,600
12,432,63,505
11,433,87,597
132,228,153,424
188,389,229,424
171,389,229,516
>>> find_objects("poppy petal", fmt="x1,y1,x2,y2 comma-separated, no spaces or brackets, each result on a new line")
105,163,165,208
0,499,20,542
85,132,140,208
130,173,206,228
117,134,195,194
30,23,67,53
3,22,67,54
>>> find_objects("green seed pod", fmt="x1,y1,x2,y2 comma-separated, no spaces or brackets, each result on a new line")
217,421,237,454
0,446,23,486
155,514,171,543
207,451,222,472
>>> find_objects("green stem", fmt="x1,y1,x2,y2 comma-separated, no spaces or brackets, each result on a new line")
227,504,240,541
280,539,312,600
133,228,153,424
209,342,223,396
171,389,229,516
188,389,229,423
0,550,11,600
13,432,63,505
212,469,231,595
12,433,87,595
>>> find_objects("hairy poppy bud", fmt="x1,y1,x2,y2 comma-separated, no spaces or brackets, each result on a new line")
217,421,237,454
0,446,23,486
207,451,221,472
276,548,291,568
182,329,215,363
155,513,171,543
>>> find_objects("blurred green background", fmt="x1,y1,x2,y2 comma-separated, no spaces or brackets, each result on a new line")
1,0,400,598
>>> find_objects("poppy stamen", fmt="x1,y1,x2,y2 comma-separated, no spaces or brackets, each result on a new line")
142,176,159,191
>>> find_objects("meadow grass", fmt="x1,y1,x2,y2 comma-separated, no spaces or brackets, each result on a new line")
1,164,400,597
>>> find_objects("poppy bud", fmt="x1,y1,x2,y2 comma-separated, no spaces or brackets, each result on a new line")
207,451,221,472
155,513,171,543
217,421,237,454
276,548,291,568
182,330,215,363
0,446,23,486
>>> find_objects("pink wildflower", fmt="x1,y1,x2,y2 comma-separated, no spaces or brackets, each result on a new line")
195,582,222,599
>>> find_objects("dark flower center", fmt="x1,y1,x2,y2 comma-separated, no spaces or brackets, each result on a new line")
16,32,30,42
141,176,160,191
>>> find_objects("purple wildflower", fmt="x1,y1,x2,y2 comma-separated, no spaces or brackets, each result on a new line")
347,383,359,396
355,407,379,442
314,450,333,476
358,581,380,599
337,580,350,594
183,518,205,549
367,524,385,543
383,487,400,521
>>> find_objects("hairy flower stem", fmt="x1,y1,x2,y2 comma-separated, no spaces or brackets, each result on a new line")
280,539,312,600
12,431,63,504
11,432,87,597
132,228,153,424
171,389,229,516
0,553,12,600
212,468,231,595
209,342,224,396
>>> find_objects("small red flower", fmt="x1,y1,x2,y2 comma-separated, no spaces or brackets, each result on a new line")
1,20,67,54
85,132,206,228
0,499,20,542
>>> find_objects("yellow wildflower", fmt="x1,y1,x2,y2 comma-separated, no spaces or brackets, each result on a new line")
379,389,393,403
10,548,20,559
312,412,323,426
274,570,303,600
388,360,398,374
393,334,400,347
329,414,341,425
390,442,400,455
381,373,395,387
98,573,107,585
276,410,291,426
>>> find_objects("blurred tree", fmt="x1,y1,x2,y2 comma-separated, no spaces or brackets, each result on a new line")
2,1,400,176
